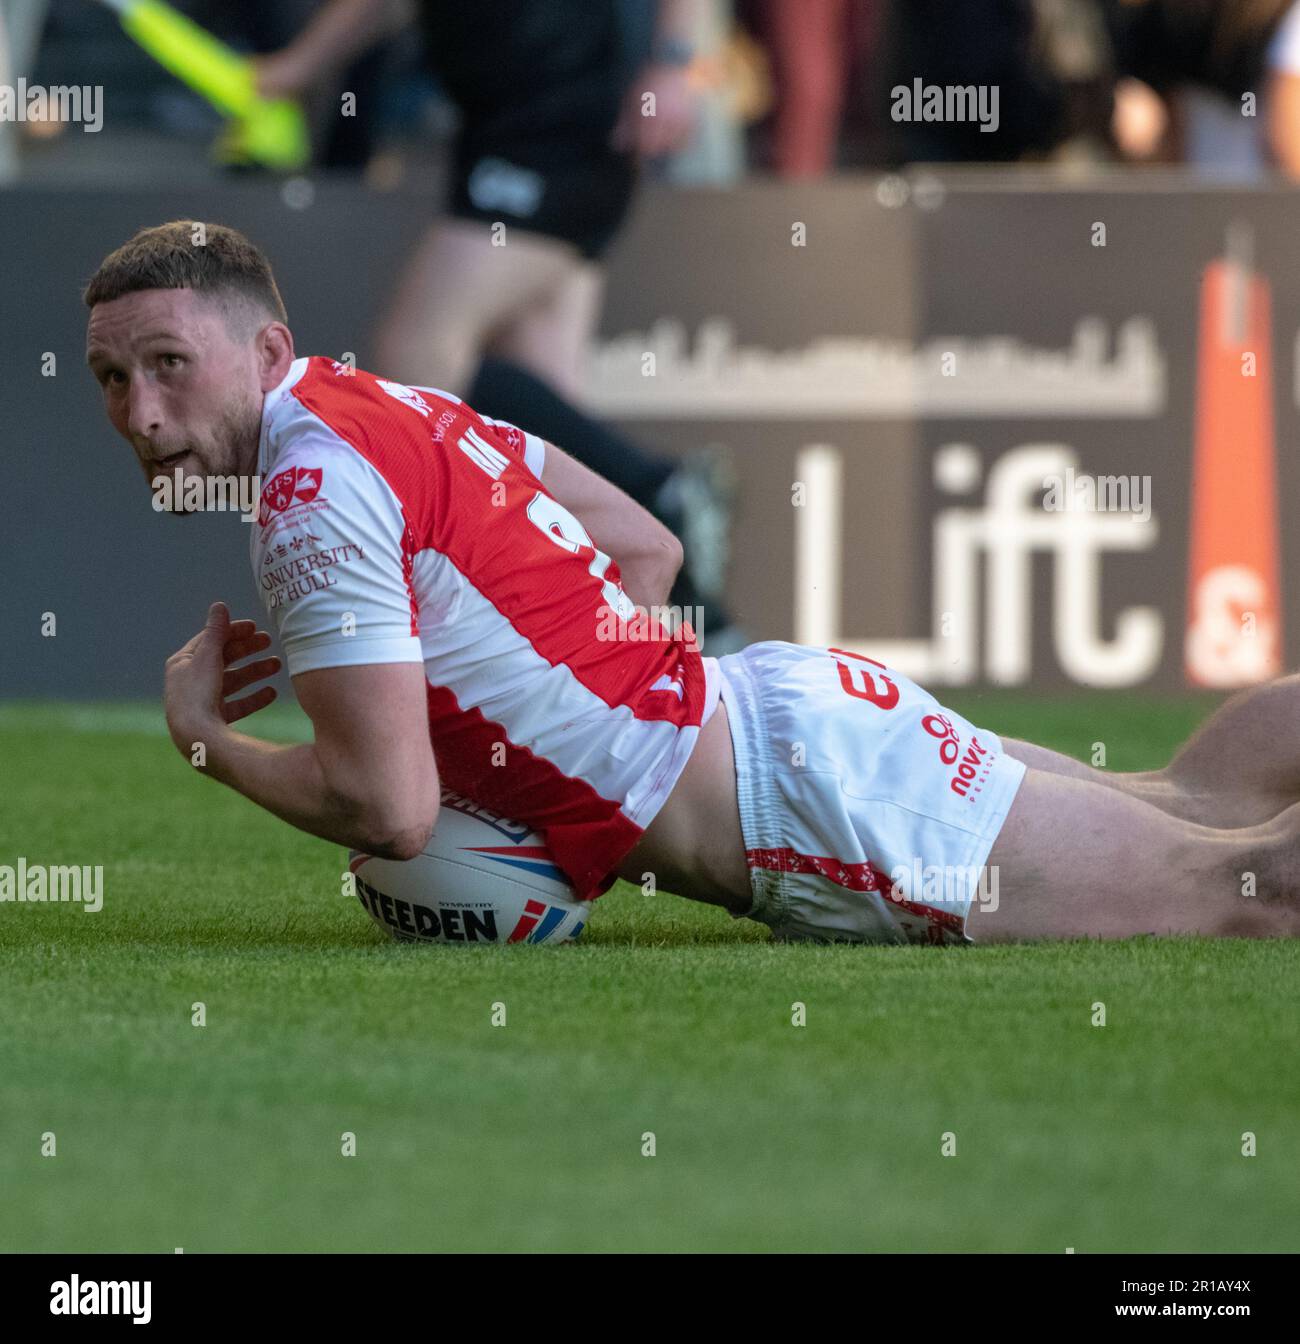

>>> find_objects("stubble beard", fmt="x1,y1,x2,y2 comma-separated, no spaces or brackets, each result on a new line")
152,393,263,513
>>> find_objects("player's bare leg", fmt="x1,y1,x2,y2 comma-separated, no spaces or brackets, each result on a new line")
1002,739,1173,810
371,218,586,395
1149,675,1300,822
971,767,1300,942
621,705,1300,941
486,258,606,403
1003,674,1300,829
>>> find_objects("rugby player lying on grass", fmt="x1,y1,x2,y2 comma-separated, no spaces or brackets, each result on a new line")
84,221,1300,944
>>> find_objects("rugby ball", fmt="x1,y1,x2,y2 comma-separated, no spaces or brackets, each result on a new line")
349,791,589,945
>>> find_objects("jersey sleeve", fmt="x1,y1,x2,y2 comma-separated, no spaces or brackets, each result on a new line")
251,446,424,676
478,415,546,478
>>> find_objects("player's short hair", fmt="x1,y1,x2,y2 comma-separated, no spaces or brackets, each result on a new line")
82,220,288,334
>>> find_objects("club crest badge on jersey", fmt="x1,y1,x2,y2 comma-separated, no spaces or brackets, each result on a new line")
258,466,324,526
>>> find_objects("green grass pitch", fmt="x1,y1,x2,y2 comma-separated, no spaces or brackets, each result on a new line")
1,693,1295,1253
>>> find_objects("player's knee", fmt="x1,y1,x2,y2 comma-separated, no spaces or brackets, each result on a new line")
1169,825,1248,900
1199,818,1300,909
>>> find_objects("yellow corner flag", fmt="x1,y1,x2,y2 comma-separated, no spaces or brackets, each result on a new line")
98,0,309,170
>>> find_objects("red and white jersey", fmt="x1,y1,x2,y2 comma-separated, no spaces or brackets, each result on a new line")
252,357,720,899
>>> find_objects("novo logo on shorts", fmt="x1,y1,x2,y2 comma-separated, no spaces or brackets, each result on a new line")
922,713,993,799
50,1276,151,1324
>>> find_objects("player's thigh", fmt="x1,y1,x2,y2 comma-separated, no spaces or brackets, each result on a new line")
1002,737,1160,789
973,766,1253,940
487,259,606,400
1005,735,1296,828
373,219,578,391
1001,735,1192,819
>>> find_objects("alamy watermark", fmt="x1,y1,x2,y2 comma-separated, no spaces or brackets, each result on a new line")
596,603,705,653
50,1277,150,1324
1,81,102,132
1,858,103,912
891,80,999,134
891,859,999,913
152,469,261,522
1042,467,1152,522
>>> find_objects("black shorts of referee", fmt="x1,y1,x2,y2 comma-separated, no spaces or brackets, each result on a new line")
419,0,657,260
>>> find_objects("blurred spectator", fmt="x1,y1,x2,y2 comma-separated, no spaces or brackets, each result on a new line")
2,0,56,177
746,0,882,178
662,0,751,185
1099,0,1300,178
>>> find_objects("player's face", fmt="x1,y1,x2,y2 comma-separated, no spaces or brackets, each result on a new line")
86,288,265,510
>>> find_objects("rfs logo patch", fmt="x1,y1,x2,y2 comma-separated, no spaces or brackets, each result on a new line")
259,466,323,525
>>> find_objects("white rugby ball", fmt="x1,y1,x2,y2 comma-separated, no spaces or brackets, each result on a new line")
350,791,589,945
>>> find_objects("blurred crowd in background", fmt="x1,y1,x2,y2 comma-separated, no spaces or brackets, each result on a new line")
9,0,1300,654
8,0,1300,185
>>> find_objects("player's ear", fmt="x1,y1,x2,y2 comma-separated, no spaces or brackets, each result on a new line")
256,320,295,391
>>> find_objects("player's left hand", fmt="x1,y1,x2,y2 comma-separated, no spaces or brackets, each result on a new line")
612,62,699,159
164,601,281,753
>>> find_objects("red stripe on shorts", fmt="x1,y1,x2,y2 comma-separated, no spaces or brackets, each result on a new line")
744,846,966,936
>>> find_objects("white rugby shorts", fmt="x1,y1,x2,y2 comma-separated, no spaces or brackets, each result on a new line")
717,642,1026,945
